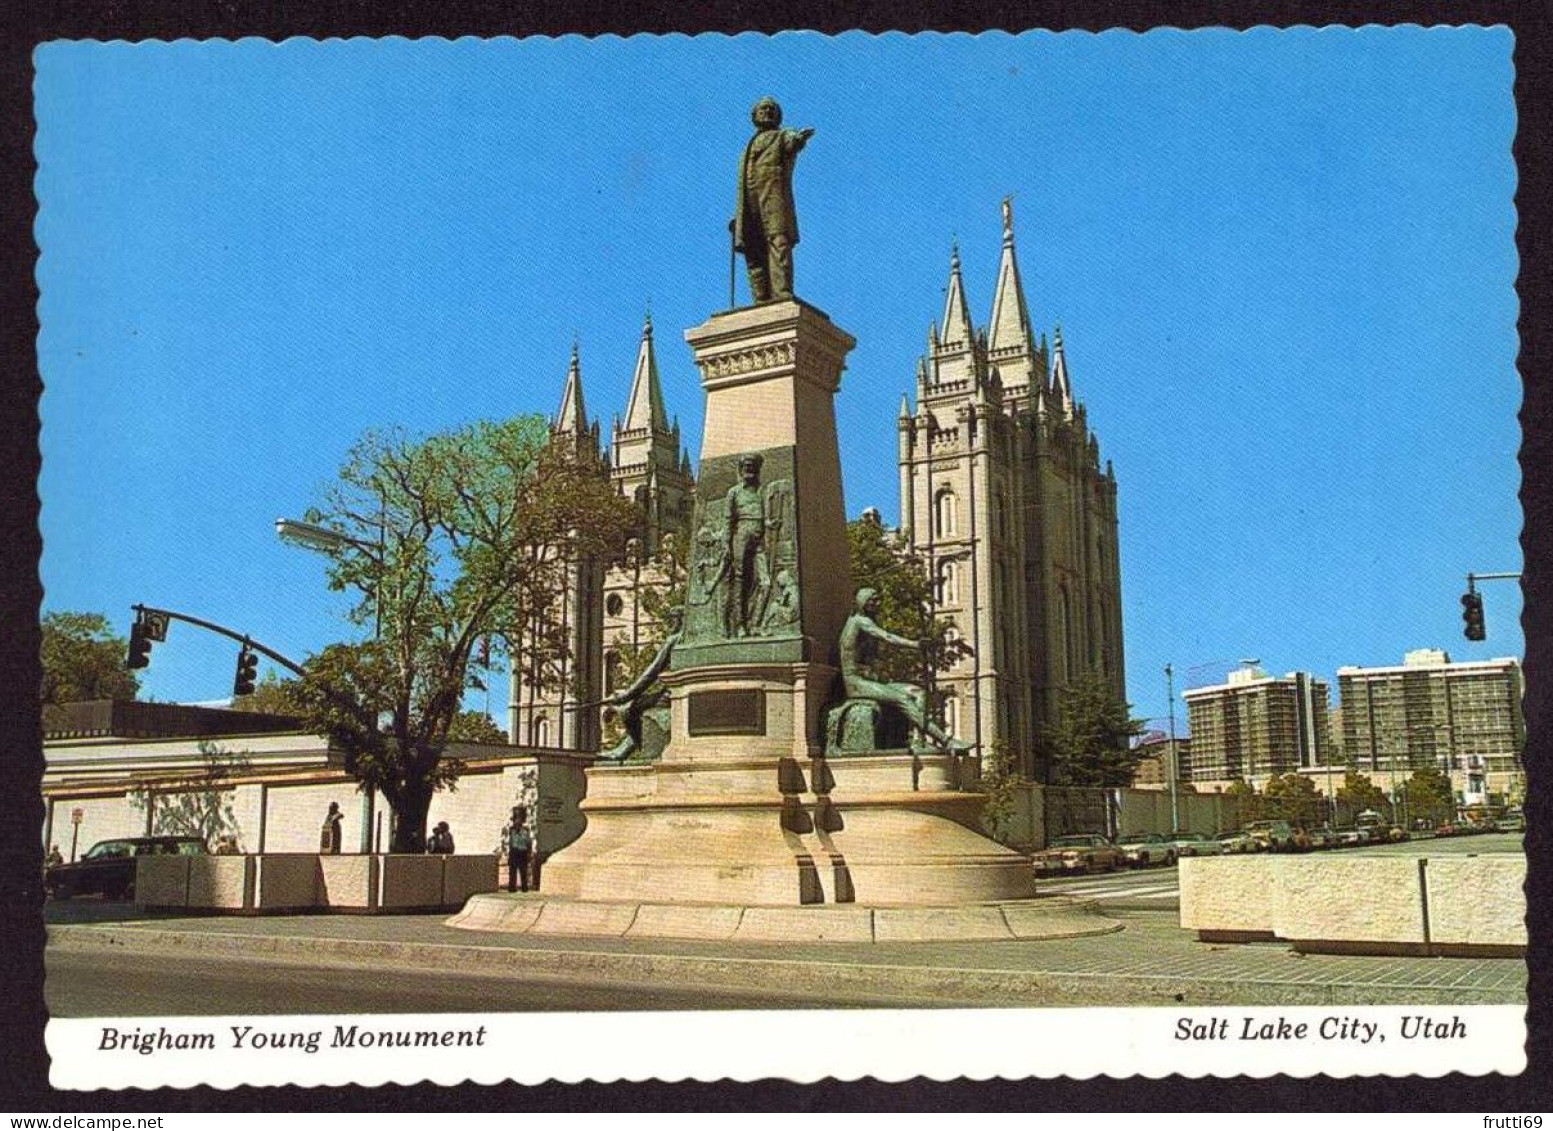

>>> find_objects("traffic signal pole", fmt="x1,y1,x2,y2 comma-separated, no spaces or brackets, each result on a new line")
1460,571,1522,641
129,603,307,678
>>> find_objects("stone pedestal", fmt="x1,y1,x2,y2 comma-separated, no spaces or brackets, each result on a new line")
539,300,1037,914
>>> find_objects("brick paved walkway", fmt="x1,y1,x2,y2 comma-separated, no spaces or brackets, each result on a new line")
47,905,1524,1007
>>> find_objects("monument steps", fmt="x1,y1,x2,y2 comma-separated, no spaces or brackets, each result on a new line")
448,892,1121,944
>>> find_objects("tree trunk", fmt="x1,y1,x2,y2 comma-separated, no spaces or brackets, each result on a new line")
388,786,433,854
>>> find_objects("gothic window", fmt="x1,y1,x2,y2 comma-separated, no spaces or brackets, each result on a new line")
534,715,552,747
1059,586,1074,683
939,561,960,606
606,593,625,617
944,625,963,666
943,693,961,739
935,489,958,538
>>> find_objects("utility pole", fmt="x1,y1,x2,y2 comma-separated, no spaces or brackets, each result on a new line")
1165,662,1180,834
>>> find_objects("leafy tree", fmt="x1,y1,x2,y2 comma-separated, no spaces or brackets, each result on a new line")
1224,778,1263,824
41,611,139,705
130,741,251,847
980,739,1030,846
845,515,970,686
448,710,508,745
290,418,638,852
1039,667,1146,788
1260,772,1325,828
1336,770,1388,818
1404,764,1456,826
234,670,306,717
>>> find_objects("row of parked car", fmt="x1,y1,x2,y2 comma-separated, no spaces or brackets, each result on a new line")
1031,811,1518,876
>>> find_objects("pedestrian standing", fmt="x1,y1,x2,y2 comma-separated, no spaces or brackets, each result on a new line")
427,821,455,854
320,801,344,855
503,806,532,893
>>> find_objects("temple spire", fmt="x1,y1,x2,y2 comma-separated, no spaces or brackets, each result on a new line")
940,242,974,348
1051,324,1074,417
622,312,669,434
554,340,589,435
988,197,1033,353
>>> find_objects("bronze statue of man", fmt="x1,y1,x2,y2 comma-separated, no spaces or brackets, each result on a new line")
734,97,814,303
839,588,970,755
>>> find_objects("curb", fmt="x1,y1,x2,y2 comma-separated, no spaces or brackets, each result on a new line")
46,923,1524,1008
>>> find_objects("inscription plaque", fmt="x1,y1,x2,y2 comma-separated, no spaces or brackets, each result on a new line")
687,689,767,736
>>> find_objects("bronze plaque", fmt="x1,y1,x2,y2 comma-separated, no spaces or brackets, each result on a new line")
687,689,766,736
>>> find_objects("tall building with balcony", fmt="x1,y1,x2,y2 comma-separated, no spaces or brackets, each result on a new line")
1337,649,1524,791
1182,667,1331,784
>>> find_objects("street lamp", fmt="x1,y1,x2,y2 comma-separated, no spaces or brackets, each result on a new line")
275,514,384,852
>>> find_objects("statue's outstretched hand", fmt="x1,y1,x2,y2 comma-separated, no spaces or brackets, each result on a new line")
799,127,815,141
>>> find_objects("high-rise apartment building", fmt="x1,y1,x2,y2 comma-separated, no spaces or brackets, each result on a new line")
1337,649,1524,782
1182,668,1331,783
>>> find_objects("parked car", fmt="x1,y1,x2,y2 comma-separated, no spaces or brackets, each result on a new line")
1033,834,1123,875
1304,825,1340,851
1168,831,1223,858
1115,831,1176,868
1333,825,1369,848
1499,811,1526,833
1241,820,1298,853
45,835,207,901
1356,811,1406,843
1215,830,1260,854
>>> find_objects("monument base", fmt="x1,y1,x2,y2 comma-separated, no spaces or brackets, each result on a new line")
447,892,1117,944
539,751,1038,908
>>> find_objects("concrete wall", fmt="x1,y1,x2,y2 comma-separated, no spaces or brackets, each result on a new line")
427,766,515,856
1180,853,1525,955
990,784,1245,850
263,782,364,853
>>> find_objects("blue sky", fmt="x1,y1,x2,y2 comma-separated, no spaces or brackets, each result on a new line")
35,29,1519,730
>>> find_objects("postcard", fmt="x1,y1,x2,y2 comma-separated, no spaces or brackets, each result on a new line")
34,27,1525,1090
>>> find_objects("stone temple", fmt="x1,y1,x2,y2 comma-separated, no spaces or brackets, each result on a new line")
509,202,1125,785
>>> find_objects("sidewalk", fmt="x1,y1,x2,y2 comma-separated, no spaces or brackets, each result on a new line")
46,904,1526,1008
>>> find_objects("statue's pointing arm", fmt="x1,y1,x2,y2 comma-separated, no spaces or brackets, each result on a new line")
787,126,815,154
862,616,918,652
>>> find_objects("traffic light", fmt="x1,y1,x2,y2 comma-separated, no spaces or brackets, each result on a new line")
1461,590,1486,641
126,622,152,669
233,647,259,697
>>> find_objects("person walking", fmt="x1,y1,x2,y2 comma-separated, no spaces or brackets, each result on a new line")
427,821,455,854
503,806,533,893
319,801,344,854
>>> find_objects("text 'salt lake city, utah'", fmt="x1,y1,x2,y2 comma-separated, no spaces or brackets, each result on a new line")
35,27,1525,1087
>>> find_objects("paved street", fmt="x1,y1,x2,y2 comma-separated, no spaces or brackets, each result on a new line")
45,947,875,1016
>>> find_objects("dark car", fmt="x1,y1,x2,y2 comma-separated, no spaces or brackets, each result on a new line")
45,835,207,901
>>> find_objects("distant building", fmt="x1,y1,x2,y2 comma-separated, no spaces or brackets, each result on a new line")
1337,649,1524,796
1131,734,1191,789
1182,667,1331,783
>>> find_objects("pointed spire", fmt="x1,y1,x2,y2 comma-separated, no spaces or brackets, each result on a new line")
989,197,1033,353
898,393,912,421
1051,324,1074,417
940,243,974,347
622,312,669,434
554,341,589,434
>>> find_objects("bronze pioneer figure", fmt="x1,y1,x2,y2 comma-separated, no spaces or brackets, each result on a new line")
734,97,814,303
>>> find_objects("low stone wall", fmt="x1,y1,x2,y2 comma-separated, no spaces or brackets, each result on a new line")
1177,855,1277,940
138,853,497,914
1180,852,1525,956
